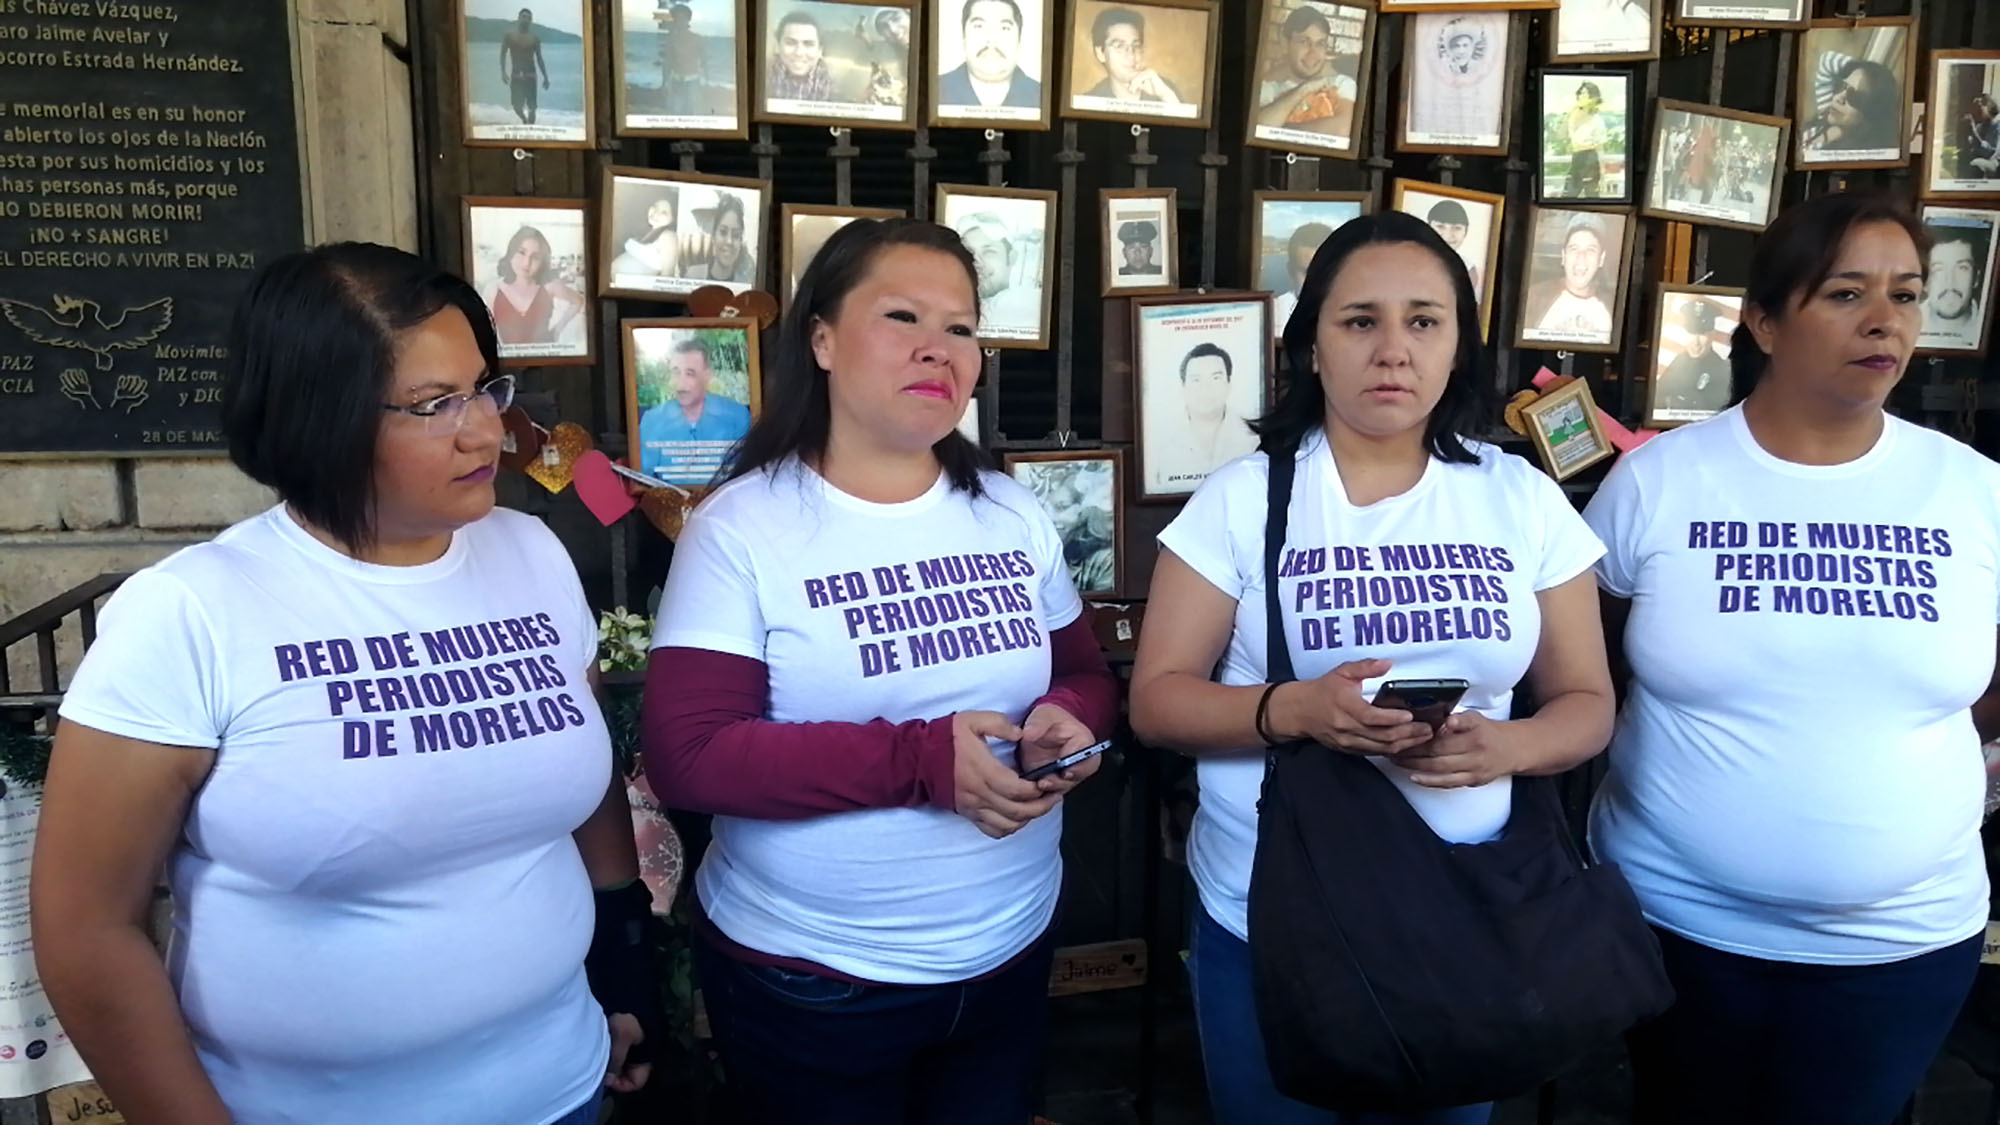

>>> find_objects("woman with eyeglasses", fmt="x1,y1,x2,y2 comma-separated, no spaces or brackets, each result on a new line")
32,243,656,1125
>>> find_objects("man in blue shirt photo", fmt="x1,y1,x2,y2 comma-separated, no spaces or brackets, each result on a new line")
638,336,752,485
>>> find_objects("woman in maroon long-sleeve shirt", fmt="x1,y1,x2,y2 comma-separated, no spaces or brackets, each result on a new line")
641,218,1119,1125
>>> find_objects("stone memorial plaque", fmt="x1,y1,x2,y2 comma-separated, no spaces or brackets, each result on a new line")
0,1,304,456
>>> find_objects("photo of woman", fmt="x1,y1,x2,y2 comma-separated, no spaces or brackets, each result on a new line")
1797,20,1915,169
1565,82,1607,196
464,198,593,364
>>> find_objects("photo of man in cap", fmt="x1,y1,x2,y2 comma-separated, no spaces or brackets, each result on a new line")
938,0,1044,113
1118,220,1163,275
950,207,1048,340
1523,209,1621,346
1652,296,1733,420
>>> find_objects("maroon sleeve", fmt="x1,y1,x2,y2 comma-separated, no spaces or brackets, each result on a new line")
1031,617,1121,739
640,646,960,820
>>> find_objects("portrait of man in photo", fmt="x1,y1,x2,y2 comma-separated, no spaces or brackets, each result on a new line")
501,8,550,124
1118,220,1163,276
1652,297,1734,420
1252,5,1361,145
635,331,756,485
1084,6,1184,105
1920,213,1995,352
1522,210,1621,346
1554,0,1654,58
951,207,1048,341
1164,343,1259,485
767,9,833,101
463,0,591,144
938,0,1043,111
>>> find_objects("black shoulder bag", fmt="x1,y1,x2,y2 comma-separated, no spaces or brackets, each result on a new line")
1247,440,1673,1113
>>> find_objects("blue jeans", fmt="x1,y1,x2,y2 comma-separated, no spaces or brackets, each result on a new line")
1629,927,1980,1124
548,1090,602,1125
693,928,1054,1124
1187,906,1493,1125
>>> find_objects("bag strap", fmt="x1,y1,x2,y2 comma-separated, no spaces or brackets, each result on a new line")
1262,439,1302,688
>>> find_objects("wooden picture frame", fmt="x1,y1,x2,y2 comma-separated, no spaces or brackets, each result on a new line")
1646,283,1743,427
621,316,763,489
1549,0,1662,64
753,0,921,130
1537,70,1635,204
462,195,595,366
781,204,906,306
1244,0,1378,160
1391,179,1505,341
1794,18,1918,171
611,0,750,139
1398,10,1516,155
936,183,1060,349
1061,0,1221,128
598,167,772,301
1101,188,1180,296
1921,49,2000,200
1641,98,1789,232
1250,190,1373,335
1917,204,2000,357
1521,377,1614,481
1002,449,1125,597
1512,205,1638,355
930,0,1057,130
1131,292,1273,502
458,0,595,149
1670,0,1808,29
1379,0,1556,10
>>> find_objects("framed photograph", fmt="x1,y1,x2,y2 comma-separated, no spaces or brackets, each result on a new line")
1670,0,1808,30
623,317,762,488
1513,206,1636,354
1399,11,1515,154
1917,205,2000,356
1061,0,1219,127
782,204,905,305
1921,50,2000,199
754,0,919,129
1102,188,1179,296
1003,450,1124,597
1521,377,1614,481
937,184,1059,348
1551,0,1659,63
599,167,770,300
1251,190,1372,336
1647,284,1742,426
1132,293,1272,502
1538,71,1632,203
1642,99,1788,231
459,0,594,147
931,0,1054,128
1379,0,1555,9
463,197,593,365
1391,180,1503,340
1245,1,1377,159
1796,19,1916,170
612,0,749,138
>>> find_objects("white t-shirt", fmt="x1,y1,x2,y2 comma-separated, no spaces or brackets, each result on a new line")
1159,430,1606,940
1583,408,2000,964
58,506,611,1125
654,462,1083,983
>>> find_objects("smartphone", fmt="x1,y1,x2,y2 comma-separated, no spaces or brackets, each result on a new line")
1370,679,1469,732
1019,738,1114,781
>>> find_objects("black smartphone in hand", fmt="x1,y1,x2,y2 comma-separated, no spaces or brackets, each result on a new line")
1370,679,1469,733
1019,738,1113,781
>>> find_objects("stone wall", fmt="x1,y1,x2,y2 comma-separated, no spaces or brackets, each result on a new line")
0,0,418,688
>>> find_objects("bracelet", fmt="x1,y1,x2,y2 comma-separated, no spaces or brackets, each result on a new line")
1254,682,1283,746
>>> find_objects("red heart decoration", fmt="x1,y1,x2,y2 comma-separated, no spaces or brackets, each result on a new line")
573,450,638,526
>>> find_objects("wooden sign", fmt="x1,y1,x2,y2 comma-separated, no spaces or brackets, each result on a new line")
47,1082,124,1124
1048,939,1148,998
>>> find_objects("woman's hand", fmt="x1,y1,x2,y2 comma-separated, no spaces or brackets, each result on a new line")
1018,703,1102,797
1397,711,1523,789
604,1012,651,1094
1269,658,1436,757
951,711,1058,839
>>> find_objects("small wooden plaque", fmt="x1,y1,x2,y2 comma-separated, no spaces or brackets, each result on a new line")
1981,921,2000,965
1048,939,1149,997
48,1082,124,1124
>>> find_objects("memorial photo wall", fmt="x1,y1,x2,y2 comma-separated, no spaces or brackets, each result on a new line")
416,0,1990,606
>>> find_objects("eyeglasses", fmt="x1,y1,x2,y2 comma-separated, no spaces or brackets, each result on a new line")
382,374,517,436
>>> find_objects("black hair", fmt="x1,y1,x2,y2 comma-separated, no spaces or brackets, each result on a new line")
1822,58,1904,152
1426,199,1470,227
1253,211,1490,465
1180,342,1233,382
712,192,747,234
672,335,711,363
1728,190,1930,399
1092,7,1143,48
222,242,500,552
1927,219,1992,294
1287,221,1333,257
1282,6,1330,38
963,0,1023,30
497,226,553,284
724,218,989,495
776,10,819,37
1576,80,1602,102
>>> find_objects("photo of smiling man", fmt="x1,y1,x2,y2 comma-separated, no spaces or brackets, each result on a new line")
756,0,918,127
935,0,1051,125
